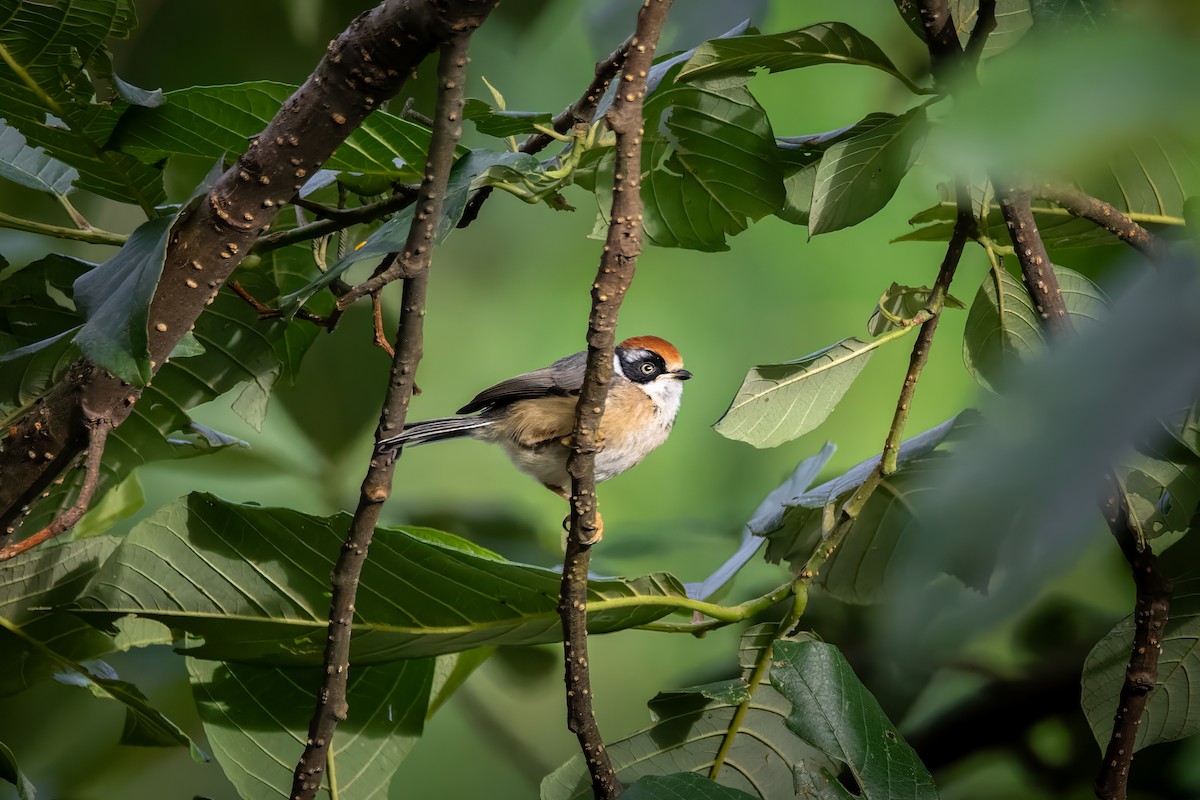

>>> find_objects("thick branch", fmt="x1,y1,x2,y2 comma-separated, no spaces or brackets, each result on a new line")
1033,183,1168,263
559,4,672,798
0,0,493,541
995,183,1074,334
457,33,632,228
288,20,486,800
0,419,110,561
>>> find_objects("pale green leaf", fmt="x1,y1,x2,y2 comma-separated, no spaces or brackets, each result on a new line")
715,334,912,449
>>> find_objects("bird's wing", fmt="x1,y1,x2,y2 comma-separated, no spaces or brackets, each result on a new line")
457,350,588,414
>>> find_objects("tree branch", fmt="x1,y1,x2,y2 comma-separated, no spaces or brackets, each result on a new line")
995,184,1074,333
559,4,672,798
0,418,110,561
288,17,488,800
1033,183,1169,263
0,0,494,544
0,209,127,247
456,33,632,229
253,186,418,254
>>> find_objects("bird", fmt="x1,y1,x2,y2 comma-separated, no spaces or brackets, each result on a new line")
378,335,691,543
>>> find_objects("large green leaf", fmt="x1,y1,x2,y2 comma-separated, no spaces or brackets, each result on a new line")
188,656,432,800
72,494,688,665
776,113,895,227
72,213,174,385
1081,591,1200,752
0,537,124,696
624,774,758,800
808,106,928,236
715,332,914,449
1121,433,1200,543
762,414,978,602
542,625,836,800
961,264,1108,393
770,639,937,800
113,81,444,183
678,22,925,94
0,0,164,207
0,118,77,195
602,67,781,252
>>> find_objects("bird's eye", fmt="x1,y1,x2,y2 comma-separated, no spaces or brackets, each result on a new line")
640,362,656,375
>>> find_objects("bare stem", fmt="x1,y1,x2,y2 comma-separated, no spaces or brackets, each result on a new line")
559,4,673,798
288,18,489,800
0,208,126,247
1033,183,1168,263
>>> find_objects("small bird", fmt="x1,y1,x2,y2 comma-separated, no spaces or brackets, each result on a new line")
379,335,691,542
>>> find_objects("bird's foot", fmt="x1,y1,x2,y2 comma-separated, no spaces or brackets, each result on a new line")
559,509,603,545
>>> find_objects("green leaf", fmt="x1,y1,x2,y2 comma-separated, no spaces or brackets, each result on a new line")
776,113,895,227
0,537,123,696
1082,591,1200,752
72,473,144,539
0,119,77,195
770,638,937,800
188,656,432,800
868,282,964,337
113,81,444,183
280,149,528,314
715,333,914,449
50,662,207,761
71,213,174,385
0,740,35,800
762,414,979,602
0,0,164,207
808,106,928,236
678,23,925,94
542,625,836,800
73,494,688,665
463,98,553,138
624,773,758,800
961,264,1108,393
1121,434,1200,543
427,648,493,719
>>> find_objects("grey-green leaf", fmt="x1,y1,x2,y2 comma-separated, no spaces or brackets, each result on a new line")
188,656,431,800
0,120,78,195
0,740,35,800
961,264,1108,393
678,22,925,94
770,638,938,800
715,335,908,449
72,213,175,385
624,774,758,800
808,106,929,236
73,494,687,665
1082,592,1200,752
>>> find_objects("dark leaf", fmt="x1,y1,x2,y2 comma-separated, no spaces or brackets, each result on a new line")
770,638,937,800
0,741,34,800
624,773,758,800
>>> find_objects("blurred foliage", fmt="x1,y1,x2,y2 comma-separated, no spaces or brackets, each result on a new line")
1,1,1199,799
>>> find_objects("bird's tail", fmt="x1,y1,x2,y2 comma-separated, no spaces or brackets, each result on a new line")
377,416,494,453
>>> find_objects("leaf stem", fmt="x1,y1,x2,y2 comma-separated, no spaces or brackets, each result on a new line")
0,209,127,246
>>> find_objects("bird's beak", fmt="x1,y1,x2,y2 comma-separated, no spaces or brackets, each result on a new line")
672,369,693,381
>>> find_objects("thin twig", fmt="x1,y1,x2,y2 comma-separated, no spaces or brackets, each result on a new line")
1033,183,1168,263
226,278,339,329
288,17,488,800
370,292,395,358
0,419,111,561
457,33,633,229
252,187,418,254
559,4,672,798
